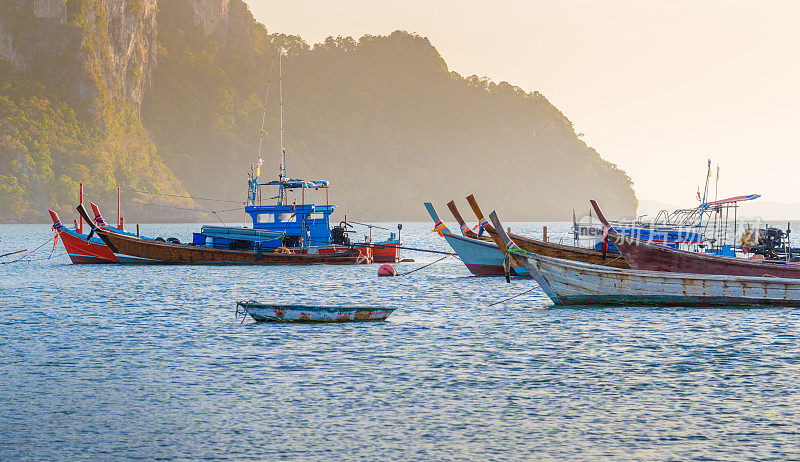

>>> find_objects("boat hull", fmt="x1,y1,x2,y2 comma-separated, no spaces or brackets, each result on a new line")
237,302,396,322
93,226,365,265
615,236,800,279
589,199,800,279
424,202,527,276
371,240,402,263
56,226,119,264
443,232,529,276
514,250,800,307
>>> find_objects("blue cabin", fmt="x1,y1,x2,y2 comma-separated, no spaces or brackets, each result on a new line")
192,177,340,250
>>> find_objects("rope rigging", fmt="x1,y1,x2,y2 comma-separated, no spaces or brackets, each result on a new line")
123,186,243,204
120,198,243,215
0,232,60,264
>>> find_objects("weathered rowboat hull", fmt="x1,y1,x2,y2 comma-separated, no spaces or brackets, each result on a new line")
237,301,396,322
590,200,800,278
519,251,800,306
489,212,800,307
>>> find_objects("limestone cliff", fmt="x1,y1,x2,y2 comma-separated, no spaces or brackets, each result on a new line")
188,0,229,38
0,0,157,116
0,0,187,222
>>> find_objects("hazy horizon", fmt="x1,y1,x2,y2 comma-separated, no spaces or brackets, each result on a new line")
247,0,800,206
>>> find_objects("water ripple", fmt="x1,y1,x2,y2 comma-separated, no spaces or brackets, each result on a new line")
1,222,800,460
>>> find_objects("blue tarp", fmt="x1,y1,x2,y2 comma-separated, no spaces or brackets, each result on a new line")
259,179,329,189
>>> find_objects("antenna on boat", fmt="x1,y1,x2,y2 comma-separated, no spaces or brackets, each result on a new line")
257,54,276,172
698,159,712,229
249,54,276,208
279,51,286,206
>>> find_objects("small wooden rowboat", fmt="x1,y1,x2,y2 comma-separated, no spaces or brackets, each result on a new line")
76,204,365,265
489,211,800,307
590,200,800,278
236,301,397,322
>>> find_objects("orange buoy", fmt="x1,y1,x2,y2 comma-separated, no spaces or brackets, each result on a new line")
377,264,397,277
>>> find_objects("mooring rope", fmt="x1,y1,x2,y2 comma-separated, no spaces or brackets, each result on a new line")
0,234,57,264
488,287,539,306
397,255,450,276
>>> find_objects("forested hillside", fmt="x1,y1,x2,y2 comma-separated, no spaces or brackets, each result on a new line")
1,0,636,222
0,0,190,222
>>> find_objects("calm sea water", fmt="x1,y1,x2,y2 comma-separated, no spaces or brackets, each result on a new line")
1,221,799,460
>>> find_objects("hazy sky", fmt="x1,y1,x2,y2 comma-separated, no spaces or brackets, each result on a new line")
245,0,800,207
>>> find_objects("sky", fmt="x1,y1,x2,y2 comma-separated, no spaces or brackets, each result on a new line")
245,0,800,209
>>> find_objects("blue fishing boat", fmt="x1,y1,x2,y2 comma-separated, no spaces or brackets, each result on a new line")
190,54,402,262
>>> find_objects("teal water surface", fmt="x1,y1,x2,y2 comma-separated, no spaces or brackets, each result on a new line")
1,222,799,460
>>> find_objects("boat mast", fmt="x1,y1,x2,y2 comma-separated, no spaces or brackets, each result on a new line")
257,55,275,171
279,52,286,205
698,159,711,230
256,55,276,207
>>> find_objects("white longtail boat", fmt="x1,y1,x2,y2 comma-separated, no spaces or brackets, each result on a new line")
487,211,800,307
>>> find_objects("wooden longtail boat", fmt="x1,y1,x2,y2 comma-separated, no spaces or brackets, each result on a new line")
446,200,492,241
463,194,630,269
424,202,528,276
50,210,119,264
590,200,800,279
236,301,396,322
488,211,800,307
76,205,365,265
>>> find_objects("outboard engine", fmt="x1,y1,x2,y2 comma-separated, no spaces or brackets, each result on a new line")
331,225,351,246
743,225,799,260
759,227,784,254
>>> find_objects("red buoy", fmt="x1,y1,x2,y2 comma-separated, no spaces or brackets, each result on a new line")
377,264,397,277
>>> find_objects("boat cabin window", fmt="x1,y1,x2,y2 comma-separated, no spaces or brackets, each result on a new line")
256,214,274,224
277,213,293,222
